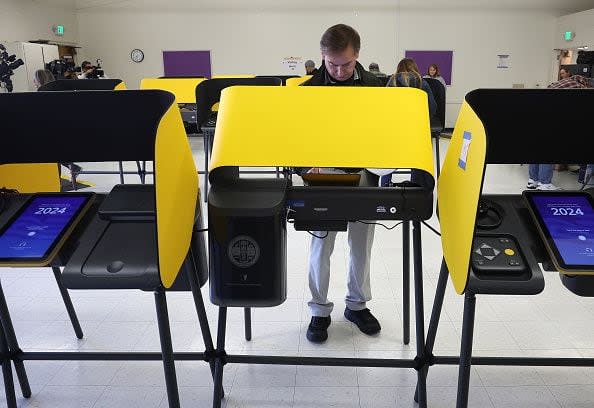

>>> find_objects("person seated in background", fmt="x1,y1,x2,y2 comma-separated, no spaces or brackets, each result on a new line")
423,63,446,88
33,69,55,89
387,58,436,117
368,62,387,79
304,59,318,75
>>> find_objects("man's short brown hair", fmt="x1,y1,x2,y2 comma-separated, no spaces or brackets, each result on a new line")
320,24,361,54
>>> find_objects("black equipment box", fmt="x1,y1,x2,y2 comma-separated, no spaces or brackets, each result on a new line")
208,179,288,307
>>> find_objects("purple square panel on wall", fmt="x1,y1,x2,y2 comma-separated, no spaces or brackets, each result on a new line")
405,50,453,85
163,50,212,78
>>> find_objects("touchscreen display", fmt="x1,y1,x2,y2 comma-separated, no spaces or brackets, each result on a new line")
531,195,594,266
0,196,88,260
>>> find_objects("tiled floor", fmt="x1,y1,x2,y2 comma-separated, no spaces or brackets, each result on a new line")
1,138,594,407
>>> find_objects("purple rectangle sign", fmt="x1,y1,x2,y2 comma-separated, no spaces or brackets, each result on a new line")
404,50,453,85
163,50,212,78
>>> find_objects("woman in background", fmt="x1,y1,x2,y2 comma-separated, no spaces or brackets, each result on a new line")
423,63,447,87
33,69,55,89
385,58,436,190
387,58,436,117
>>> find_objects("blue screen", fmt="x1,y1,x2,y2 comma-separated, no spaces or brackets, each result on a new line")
532,195,594,266
0,196,87,259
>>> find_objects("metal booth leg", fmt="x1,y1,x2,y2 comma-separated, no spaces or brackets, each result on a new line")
69,163,78,191
456,292,476,408
154,289,181,408
118,161,125,184
434,134,441,180
185,256,218,381
402,221,411,345
0,281,31,398
244,308,252,341
52,267,83,339
0,322,17,408
135,161,146,184
142,161,148,184
212,307,227,408
412,221,428,408
203,133,210,203
415,259,449,402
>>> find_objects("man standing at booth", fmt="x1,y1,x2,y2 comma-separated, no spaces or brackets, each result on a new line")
301,24,382,343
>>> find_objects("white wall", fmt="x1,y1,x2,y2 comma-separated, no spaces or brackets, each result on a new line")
0,0,78,44
555,8,594,49
397,9,557,125
77,6,557,126
77,9,397,85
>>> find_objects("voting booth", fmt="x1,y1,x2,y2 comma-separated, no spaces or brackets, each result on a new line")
140,77,207,134
207,85,437,408
0,90,212,408
421,89,594,408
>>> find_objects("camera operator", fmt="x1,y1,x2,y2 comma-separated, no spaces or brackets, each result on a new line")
78,61,94,79
63,69,78,80
78,60,108,79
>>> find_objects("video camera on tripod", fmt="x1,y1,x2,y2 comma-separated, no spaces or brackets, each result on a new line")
0,43,24,93
46,58,76,79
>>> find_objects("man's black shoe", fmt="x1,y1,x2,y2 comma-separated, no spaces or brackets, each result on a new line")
344,308,381,335
306,316,331,343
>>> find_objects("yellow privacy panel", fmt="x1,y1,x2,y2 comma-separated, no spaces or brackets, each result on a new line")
0,164,60,192
210,86,434,174
140,78,206,104
154,103,199,288
286,75,312,86
437,101,487,294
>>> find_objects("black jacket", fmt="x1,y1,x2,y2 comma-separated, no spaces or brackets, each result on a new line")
301,61,382,87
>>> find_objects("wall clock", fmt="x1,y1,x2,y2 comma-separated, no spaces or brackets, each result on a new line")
131,49,144,63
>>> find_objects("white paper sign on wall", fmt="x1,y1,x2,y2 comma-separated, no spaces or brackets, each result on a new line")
497,54,510,69
282,56,304,72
